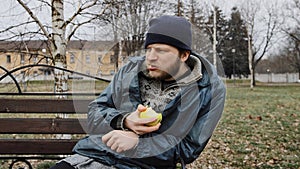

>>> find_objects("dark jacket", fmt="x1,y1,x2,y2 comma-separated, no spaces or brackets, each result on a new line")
73,53,226,169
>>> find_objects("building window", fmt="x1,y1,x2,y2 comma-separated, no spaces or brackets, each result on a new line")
70,53,75,63
110,70,115,75
98,70,102,76
6,55,11,63
20,54,25,64
86,55,90,64
31,54,38,63
46,57,50,64
44,70,51,76
33,71,38,77
98,55,102,63
110,55,116,64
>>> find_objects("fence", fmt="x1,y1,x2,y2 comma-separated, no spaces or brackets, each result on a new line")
256,73,300,83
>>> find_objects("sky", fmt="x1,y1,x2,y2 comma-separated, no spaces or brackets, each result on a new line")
0,0,294,57
0,0,241,40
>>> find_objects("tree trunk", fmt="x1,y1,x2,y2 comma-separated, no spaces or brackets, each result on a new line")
248,33,254,88
52,0,69,139
213,5,217,69
52,0,68,96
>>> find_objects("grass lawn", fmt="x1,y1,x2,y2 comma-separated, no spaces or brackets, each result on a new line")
0,82,299,168
188,84,300,169
0,80,109,97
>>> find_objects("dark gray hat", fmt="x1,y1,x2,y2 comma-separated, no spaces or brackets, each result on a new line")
144,15,192,51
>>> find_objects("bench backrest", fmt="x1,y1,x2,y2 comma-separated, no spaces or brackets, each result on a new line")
0,98,92,155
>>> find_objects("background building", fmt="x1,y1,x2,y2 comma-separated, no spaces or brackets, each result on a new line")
0,40,122,82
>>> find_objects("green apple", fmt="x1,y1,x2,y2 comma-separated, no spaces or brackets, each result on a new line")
140,107,162,126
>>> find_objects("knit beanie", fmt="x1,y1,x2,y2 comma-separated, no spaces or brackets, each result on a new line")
144,15,192,51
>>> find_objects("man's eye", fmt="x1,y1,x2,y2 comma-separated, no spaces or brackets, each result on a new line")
156,49,166,53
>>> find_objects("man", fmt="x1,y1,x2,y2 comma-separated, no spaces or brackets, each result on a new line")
50,15,226,169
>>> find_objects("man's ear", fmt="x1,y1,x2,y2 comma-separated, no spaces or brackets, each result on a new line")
181,51,190,62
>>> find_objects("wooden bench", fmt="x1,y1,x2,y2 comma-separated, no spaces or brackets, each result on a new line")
0,98,92,169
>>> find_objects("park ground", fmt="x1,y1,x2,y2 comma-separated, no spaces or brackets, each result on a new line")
188,82,300,169
0,81,299,169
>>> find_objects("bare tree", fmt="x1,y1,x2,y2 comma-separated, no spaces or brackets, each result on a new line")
0,0,111,94
186,0,213,58
281,0,300,80
104,0,172,71
240,0,281,88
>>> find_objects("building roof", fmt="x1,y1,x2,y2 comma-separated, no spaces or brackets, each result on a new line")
0,40,48,51
0,40,116,52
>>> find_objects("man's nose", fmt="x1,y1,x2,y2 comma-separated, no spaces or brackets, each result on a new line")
147,50,158,60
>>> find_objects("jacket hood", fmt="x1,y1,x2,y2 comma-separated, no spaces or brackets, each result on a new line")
176,55,203,86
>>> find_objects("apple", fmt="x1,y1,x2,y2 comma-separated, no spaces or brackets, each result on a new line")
140,107,162,126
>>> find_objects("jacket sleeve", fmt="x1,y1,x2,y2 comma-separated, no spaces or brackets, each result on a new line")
87,66,132,134
174,56,226,164
87,82,118,134
178,78,226,164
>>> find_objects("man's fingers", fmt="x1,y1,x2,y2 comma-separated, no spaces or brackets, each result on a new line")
103,132,120,151
137,117,157,124
125,115,156,125
110,142,118,151
137,104,147,112
102,132,112,143
106,137,115,147
134,123,161,135
116,147,123,153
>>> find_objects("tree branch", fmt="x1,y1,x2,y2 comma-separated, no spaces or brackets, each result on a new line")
66,3,111,43
254,11,277,66
62,0,99,29
0,21,35,34
16,0,50,39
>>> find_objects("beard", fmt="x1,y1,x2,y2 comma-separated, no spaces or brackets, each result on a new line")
150,70,173,80
148,57,181,81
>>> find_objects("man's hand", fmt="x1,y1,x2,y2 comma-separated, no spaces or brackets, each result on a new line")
102,130,139,153
124,104,161,135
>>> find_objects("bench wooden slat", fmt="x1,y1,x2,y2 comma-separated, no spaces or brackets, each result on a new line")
0,97,95,163
0,139,79,155
0,118,87,134
0,98,91,113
